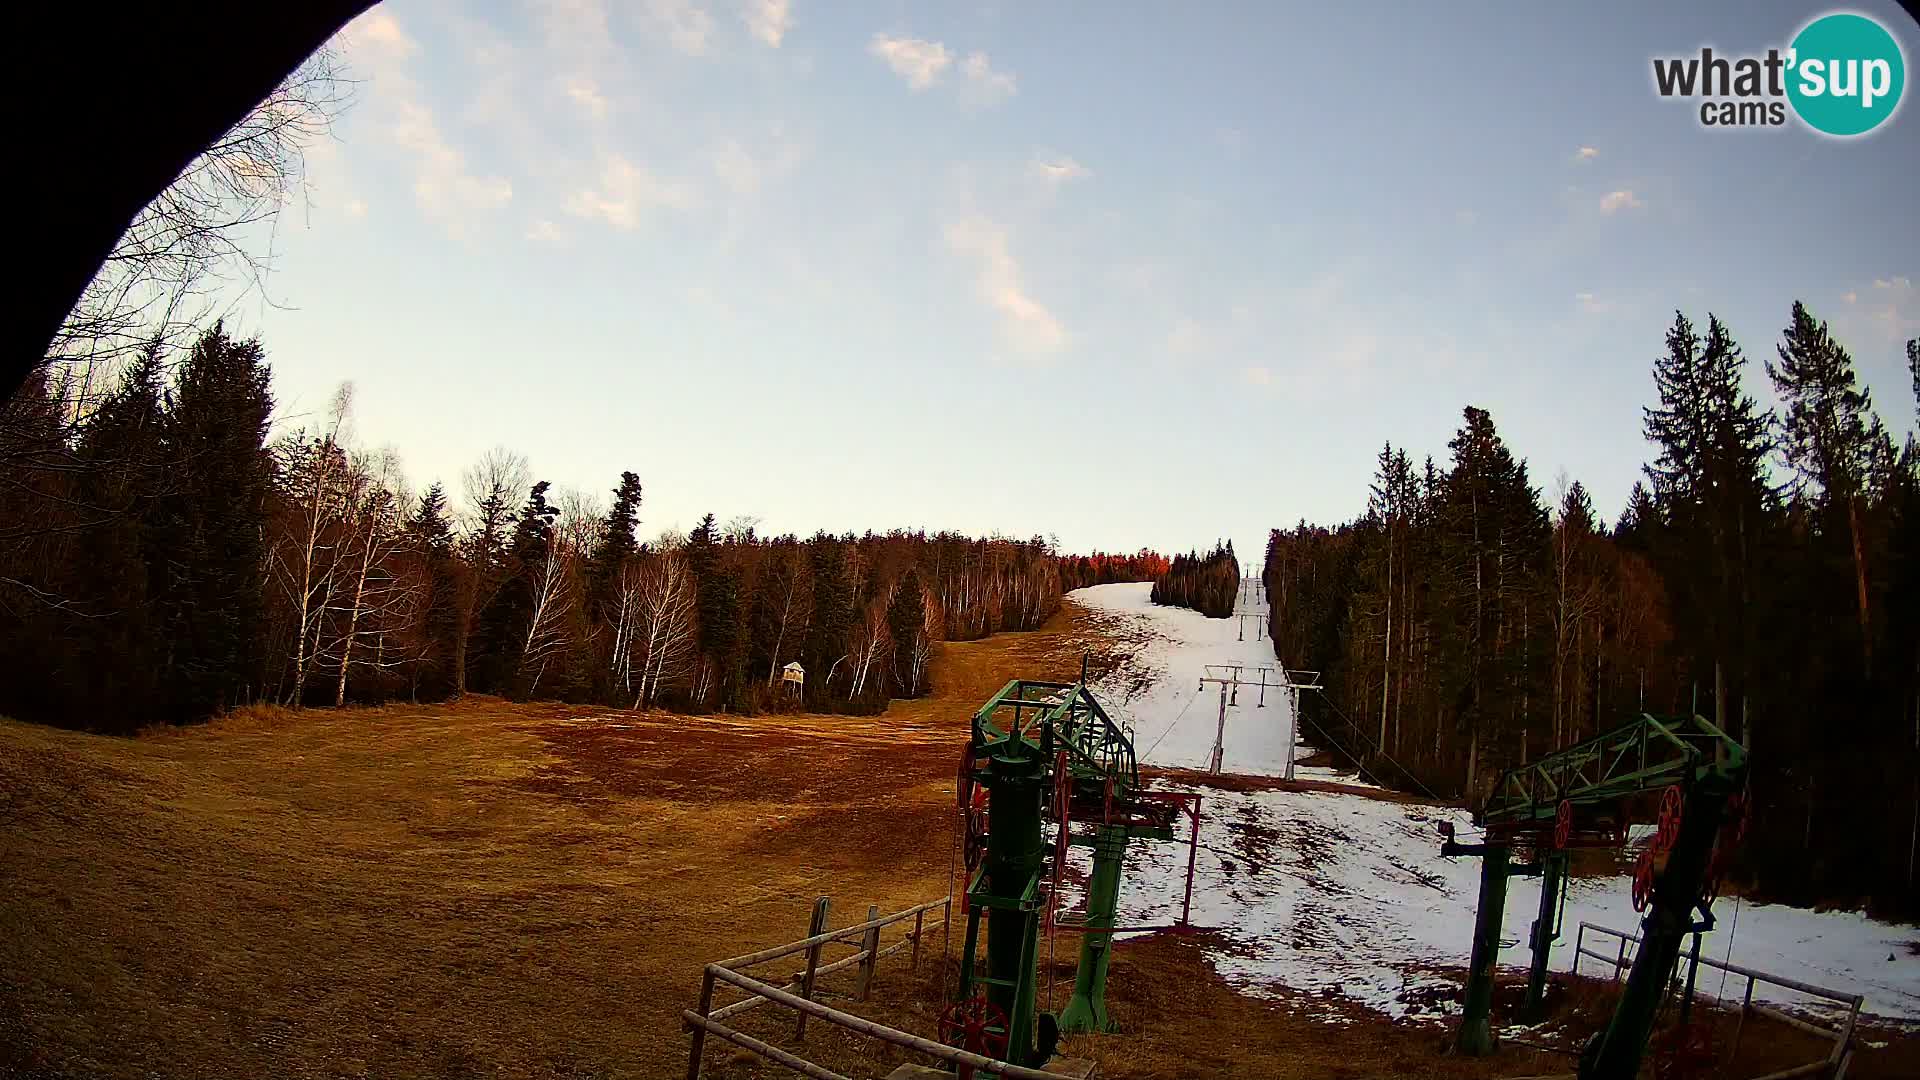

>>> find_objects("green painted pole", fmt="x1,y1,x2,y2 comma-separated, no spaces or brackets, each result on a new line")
1525,852,1566,1020
985,747,1045,1065
1580,782,1730,1080
1455,842,1511,1056
1058,824,1127,1033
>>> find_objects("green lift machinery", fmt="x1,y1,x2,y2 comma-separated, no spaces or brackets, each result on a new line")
1441,711,1750,1080
944,675,1201,1070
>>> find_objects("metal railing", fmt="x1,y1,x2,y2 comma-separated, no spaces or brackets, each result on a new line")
684,893,1068,1080
1573,922,1862,1080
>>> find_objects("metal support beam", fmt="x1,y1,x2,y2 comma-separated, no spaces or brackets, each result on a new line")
1526,852,1566,1020
1058,825,1127,1033
1453,841,1511,1056
1579,781,1732,1080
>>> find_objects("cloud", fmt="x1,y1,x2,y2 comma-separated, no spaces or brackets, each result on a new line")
1575,291,1614,314
526,219,565,244
869,34,952,90
1875,276,1912,290
1599,189,1643,214
346,10,418,62
1031,155,1090,186
711,138,760,194
341,11,514,235
343,198,368,219
944,216,1067,355
648,0,714,56
1242,365,1273,386
960,51,1017,105
1576,146,1599,161
743,0,792,47
1842,276,1919,343
563,76,609,118
566,154,698,229
1843,291,1858,304
391,100,514,223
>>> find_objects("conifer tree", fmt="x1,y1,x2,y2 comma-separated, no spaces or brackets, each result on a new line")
1770,301,1879,672
152,322,274,720
409,483,459,698
471,481,558,695
887,567,928,696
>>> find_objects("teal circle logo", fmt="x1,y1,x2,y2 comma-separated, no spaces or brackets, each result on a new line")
1787,13,1906,136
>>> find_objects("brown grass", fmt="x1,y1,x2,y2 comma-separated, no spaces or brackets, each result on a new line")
4,601,1913,1079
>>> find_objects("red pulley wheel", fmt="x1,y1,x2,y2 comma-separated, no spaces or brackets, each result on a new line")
1655,784,1685,853
938,994,1010,1058
1632,849,1655,913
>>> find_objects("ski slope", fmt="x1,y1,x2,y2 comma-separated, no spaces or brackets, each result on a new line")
1062,580,1920,1024
1073,580,1356,781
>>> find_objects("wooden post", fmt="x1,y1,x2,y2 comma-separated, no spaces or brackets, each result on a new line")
856,904,881,1001
910,909,925,971
795,895,830,1041
685,967,715,1080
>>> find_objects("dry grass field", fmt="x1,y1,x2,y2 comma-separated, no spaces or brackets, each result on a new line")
3,601,1912,1079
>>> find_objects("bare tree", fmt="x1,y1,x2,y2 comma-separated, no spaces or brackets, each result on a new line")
49,49,352,415
848,591,893,699
270,383,353,703
633,547,699,708
518,524,576,695
328,448,417,705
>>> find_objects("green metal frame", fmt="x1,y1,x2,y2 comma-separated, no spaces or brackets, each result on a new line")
1481,712,1746,829
1449,711,1748,1080
956,677,1180,1065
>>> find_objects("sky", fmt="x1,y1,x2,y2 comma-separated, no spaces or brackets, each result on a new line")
225,0,1920,562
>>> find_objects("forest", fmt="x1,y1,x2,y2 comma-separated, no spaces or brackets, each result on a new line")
0,326,1166,733
1266,308,1920,915
1149,542,1242,618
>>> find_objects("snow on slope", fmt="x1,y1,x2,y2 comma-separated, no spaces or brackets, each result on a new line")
1062,580,1920,1024
1109,786,1920,1022
1073,581,1355,781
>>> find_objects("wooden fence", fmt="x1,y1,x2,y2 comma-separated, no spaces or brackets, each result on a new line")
683,893,1071,1080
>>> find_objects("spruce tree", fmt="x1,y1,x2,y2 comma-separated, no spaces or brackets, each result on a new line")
804,536,854,704
1769,302,1877,671
586,471,642,618
409,483,460,698
472,481,558,694
887,567,927,696
152,323,274,720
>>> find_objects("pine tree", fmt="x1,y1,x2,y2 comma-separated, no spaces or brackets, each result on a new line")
687,513,742,707
1770,302,1877,673
887,567,928,696
71,344,168,724
152,322,275,720
586,471,642,619
409,483,460,698
804,536,854,704
472,481,558,695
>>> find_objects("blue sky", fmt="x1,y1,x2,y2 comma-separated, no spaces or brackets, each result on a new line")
231,0,1919,560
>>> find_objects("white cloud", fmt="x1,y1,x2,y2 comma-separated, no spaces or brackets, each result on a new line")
391,100,514,224
944,216,1067,355
649,0,714,56
743,0,792,47
1242,365,1273,386
566,154,698,229
711,138,760,194
1599,189,1643,214
869,34,952,90
1843,276,1919,343
1031,155,1090,186
563,76,609,118
343,198,368,219
526,219,565,244
345,10,418,62
960,51,1017,105
1575,291,1613,314
1875,276,1912,290
1843,291,1858,304
1576,146,1600,161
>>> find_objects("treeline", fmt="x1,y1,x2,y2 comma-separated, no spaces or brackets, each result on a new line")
1058,550,1170,591
1151,541,1241,618
0,324,1160,733
1266,305,1920,914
